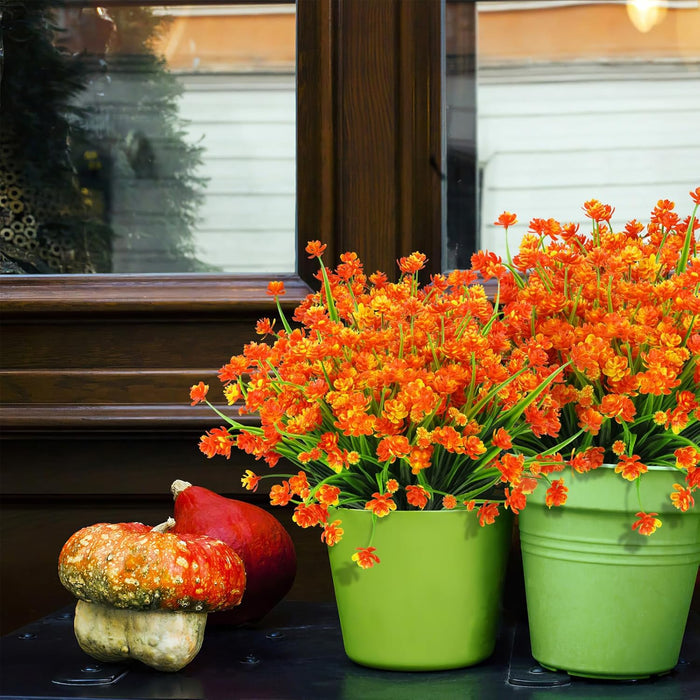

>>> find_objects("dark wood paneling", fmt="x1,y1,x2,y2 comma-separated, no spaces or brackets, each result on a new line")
1,371,211,405
0,433,261,496
2,319,256,370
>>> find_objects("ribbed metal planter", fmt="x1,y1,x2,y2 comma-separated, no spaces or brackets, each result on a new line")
327,508,513,671
519,465,700,679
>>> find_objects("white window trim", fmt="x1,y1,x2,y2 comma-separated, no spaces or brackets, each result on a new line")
478,1,698,12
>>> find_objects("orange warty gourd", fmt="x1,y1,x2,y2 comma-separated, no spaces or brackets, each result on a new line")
59,521,245,612
171,480,297,624
58,520,246,671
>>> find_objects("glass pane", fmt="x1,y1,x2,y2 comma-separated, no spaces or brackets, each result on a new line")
445,0,700,267
0,3,295,274
444,0,477,271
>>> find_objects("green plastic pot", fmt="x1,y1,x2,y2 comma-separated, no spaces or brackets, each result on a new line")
519,465,700,679
326,507,513,671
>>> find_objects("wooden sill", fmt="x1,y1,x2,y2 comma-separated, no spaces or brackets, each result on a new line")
0,274,313,316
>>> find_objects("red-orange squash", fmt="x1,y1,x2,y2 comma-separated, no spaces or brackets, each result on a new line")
171,480,296,624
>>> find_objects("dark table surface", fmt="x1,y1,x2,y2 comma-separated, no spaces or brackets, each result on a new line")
1,601,698,700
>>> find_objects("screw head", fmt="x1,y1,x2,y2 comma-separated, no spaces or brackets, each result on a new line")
240,653,261,666
81,664,103,673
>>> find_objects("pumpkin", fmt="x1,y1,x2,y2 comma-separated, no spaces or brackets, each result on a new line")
58,519,245,671
171,480,296,625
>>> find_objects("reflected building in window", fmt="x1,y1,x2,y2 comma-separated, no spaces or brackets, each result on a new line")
0,2,296,275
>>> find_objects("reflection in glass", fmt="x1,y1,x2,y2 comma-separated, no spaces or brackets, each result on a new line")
445,1,700,267
0,2,295,274
444,1,477,272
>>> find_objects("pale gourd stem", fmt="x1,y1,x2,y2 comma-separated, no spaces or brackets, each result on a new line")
152,517,176,533
171,479,193,499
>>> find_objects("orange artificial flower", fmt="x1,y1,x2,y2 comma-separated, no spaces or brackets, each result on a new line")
687,466,700,489
582,199,614,222
189,381,209,406
352,546,381,569
632,511,662,536
477,502,500,526
255,318,275,335
545,479,568,508
321,519,344,546
614,455,648,482
494,211,517,227
497,453,525,484
471,250,506,281
612,440,626,456
675,446,700,470
269,481,292,506
365,492,397,517
223,383,241,405
463,435,487,460
266,280,286,297
569,447,605,474
292,502,327,528
504,486,527,514
316,484,341,506
599,394,636,424
406,484,431,509
576,406,604,434
670,484,695,512
305,240,327,258
241,470,261,492
386,478,399,493
442,494,458,509
218,355,249,384
518,477,539,494
407,445,434,475
376,435,411,463
289,471,311,499
198,427,234,459
397,252,427,274
492,427,513,450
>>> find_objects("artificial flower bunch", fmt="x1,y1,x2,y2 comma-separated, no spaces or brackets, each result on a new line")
191,242,568,567
483,188,700,534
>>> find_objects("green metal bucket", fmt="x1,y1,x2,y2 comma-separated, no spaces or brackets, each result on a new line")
519,465,700,679
326,508,513,671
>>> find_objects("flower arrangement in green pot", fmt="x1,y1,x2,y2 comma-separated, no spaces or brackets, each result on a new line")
482,188,700,679
189,242,569,670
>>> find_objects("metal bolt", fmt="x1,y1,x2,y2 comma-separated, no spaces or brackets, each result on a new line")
266,631,285,640
240,653,261,666
529,666,545,674
81,665,102,673
17,632,36,640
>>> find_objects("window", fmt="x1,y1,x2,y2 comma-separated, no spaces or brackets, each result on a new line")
445,0,700,265
1,2,296,274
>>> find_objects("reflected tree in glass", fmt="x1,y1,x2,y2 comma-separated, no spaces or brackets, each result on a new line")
0,2,209,274
0,1,112,273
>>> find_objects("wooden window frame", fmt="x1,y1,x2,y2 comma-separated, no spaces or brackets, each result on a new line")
0,0,476,634
0,0,445,433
